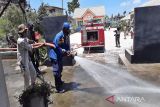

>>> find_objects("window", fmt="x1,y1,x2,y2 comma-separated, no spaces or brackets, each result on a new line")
78,21,83,27
87,31,98,41
49,9,55,13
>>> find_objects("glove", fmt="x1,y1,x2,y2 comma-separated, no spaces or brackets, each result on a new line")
62,49,66,53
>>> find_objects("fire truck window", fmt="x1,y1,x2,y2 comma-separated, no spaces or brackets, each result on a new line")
87,31,98,41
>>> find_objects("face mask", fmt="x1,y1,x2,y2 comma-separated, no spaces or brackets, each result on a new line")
21,30,27,38
64,28,70,36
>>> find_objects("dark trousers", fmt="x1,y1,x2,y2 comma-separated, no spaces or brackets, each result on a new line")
29,49,41,74
58,60,63,77
115,37,120,47
54,74,62,91
53,60,63,91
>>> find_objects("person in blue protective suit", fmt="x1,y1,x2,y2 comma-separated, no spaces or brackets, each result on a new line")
45,22,71,93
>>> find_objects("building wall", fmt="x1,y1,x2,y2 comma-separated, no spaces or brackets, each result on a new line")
133,5,160,63
75,10,105,27
47,8,63,16
83,11,94,22
76,18,83,27
55,8,63,16
76,16,105,27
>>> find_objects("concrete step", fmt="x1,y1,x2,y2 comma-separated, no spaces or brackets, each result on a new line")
118,54,131,67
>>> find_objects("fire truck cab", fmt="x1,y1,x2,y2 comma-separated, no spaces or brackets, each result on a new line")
81,20,105,53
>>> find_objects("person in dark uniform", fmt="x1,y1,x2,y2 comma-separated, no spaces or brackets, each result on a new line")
44,22,71,93
27,23,42,76
114,27,121,47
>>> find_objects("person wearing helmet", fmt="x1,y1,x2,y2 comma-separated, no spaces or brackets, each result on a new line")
44,22,71,93
58,22,71,51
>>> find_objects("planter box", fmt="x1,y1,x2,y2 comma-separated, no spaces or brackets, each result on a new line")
21,94,48,107
30,96,46,107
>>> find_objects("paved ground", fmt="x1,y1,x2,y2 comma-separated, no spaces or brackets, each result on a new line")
2,59,112,107
2,29,160,107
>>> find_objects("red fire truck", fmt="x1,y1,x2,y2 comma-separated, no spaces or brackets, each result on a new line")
81,20,105,53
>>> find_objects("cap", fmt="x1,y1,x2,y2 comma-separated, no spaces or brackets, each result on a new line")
18,24,28,33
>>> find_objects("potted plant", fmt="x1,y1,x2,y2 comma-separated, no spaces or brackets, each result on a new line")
18,82,53,107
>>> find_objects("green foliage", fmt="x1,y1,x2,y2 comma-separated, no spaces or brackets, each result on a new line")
119,20,130,31
0,4,24,39
4,4,26,29
123,11,127,16
18,83,53,107
105,15,109,20
0,18,9,38
27,10,38,23
0,4,38,39
34,22,44,35
67,0,80,15
37,3,49,20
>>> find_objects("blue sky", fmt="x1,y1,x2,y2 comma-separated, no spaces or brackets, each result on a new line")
29,0,149,16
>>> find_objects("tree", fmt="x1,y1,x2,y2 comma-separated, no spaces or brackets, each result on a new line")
0,18,9,39
117,13,121,20
0,0,12,17
67,0,80,15
5,4,26,29
37,3,49,20
105,15,109,20
0,4,38,39
123,11,126,16
26,9,38,23
0,0,27,20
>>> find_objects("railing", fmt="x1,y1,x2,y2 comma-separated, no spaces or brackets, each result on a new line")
0,48,17,52
0,48,17,59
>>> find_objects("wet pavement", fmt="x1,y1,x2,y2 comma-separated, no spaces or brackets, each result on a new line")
2,59,112,107
3,54,160,107
45,64,110,107
76,56,160,106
